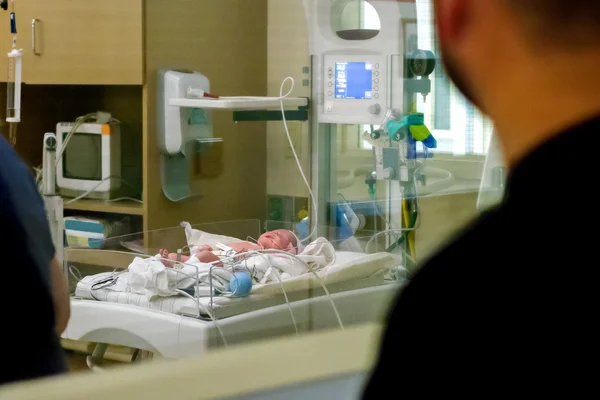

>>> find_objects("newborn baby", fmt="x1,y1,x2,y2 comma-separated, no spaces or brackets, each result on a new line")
159,229,299,268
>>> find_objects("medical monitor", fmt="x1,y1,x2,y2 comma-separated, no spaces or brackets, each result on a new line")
56,122,122,200
334,62,373,100
322,54,387,125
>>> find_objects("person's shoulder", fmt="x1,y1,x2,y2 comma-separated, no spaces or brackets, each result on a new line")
0,135,55,285
412,207,507,282
0,135,40,200
0,135,35,186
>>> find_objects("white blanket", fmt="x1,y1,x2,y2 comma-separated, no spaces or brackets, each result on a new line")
75,251,398,319
126,255,213,299
181,222,240,253
120,236,336,300
244,237,335,283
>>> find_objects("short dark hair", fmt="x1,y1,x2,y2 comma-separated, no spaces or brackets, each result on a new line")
505,0,600,46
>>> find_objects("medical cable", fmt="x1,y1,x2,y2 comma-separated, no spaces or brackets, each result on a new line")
242,248,343,330
68,265,84,295
176,288,228,348
165,260,236,348
270,268,299,335
223,77,319,243
205,247,342,330
206,253,297,335
172,261,246,348
365,174,422,253
248,251,299,335
34,112,96,189
365,229,418,264
78,252,229,349
338,192,402,248
36,112,141,204
69,265,83,283
55,113,121,166
278,78,319,244
63,175,142,205
54,113,97,166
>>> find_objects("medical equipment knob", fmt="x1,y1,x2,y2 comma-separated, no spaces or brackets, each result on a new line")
368,104,381,115
408,49,436,77
381,168,394,180
393,127,408,142
45,135,57,150
370,130,381,140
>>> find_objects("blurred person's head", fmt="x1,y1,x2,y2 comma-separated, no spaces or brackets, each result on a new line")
433,0,600,167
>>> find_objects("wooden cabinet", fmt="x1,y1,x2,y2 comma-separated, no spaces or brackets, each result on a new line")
8,0,269,236
0,8,11,81
15,0,143,85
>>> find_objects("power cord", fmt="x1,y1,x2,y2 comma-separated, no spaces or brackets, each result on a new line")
64,176,142,205
55,112,99,167
276,78,319,244
218,78,317,242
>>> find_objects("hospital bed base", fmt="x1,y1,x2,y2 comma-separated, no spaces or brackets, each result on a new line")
63,283,401,360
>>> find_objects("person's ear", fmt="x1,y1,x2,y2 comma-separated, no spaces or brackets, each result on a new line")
435,0,469,45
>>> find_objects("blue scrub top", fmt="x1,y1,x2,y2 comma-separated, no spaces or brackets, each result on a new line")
0,135,67,385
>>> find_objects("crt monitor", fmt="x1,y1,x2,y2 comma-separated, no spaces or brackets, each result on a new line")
62,133,103,180
56,121,122,200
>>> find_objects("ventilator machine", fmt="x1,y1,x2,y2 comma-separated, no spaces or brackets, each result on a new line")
305,0,437,272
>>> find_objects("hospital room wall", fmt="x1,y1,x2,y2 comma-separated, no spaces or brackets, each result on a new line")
266,0,311,203
143,0,269,232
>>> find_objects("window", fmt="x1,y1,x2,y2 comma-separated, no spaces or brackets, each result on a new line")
358,1,493,155
415,0,494,155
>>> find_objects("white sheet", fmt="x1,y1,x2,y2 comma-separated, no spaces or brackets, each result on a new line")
118,236,337,301
181,221,241,253
75,251,397,319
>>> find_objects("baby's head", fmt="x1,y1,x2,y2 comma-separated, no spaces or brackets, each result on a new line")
258,229,299,254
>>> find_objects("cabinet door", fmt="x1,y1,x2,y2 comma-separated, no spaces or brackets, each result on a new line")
0,9,11,83
18,0,143,85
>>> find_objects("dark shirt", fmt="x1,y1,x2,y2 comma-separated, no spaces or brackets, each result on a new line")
0,135,67,385
363,115,599,397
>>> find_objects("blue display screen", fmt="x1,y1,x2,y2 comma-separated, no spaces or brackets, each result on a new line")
335,62,373,100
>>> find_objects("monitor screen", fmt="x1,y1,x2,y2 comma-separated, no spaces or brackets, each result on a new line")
335,62,373,100
63,132,102,180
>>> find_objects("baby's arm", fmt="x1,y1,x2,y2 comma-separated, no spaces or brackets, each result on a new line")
227,242,262,253
196,250,222,265
195,244,213,252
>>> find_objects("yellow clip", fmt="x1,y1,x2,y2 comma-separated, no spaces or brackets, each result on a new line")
409,125,431,142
